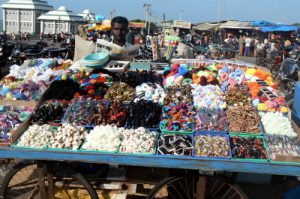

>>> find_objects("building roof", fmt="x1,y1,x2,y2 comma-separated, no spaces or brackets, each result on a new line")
193,23,218,31
37,6,86,22
1,0,53,11
220,20,253,29
78,9,96,20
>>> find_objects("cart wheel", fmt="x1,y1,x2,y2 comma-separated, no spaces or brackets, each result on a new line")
0,161,99,199
146,176,248,199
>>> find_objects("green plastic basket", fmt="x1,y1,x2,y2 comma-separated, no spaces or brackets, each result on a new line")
12,142,47,150
160,122,194,134
229,124,264,136
79,141,119,154
229,134,270,162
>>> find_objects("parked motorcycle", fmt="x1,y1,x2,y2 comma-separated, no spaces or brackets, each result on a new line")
274,50,299,106
0,36,15,66
8,42,48,65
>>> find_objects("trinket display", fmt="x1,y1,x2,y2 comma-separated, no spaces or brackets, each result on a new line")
119,127,157,154
194,108,228,132
225,87,251,107
77,72,114,100
81,125,121,152
163,63,191,87
63,98,127,127
126,100,162,129
260,112,297,137
230,136,268,159
119,70,162,87
31,100,69,125
192,85,226,110
104,82,135,101
3,56,300,166
63,97,102,126
0,105,33,144
48,124,88,150
226,104,261,134
161,84,195,132
265,135,300,161
0,79,47,101
158,134,193,156
191,63,219,86
41,80,80,101
15,124,54,148
134,83,165,104
164,84,193,105
218,65,245,92
194,134,230,158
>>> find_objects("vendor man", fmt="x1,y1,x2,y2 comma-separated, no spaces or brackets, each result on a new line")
110,16,133,48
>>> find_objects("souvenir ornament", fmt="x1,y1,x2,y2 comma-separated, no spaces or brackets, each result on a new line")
119,127,157,154
194,134,230,157
16,124,53,148
158,134,193,156
81,125,121,152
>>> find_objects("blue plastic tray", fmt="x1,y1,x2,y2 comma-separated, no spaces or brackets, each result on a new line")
193,132,231,159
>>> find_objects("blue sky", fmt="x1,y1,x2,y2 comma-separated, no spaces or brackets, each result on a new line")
0,0,300,24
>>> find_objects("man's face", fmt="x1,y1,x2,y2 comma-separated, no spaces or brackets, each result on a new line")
111,23,128,41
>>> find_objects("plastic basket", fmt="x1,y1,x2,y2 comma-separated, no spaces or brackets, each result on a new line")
229,123,264,136
12,142,47,150
118,131,158,156
157,133,193,156
79,141,119,154
193,131,231,159
160,122,194,135
229,134,270,162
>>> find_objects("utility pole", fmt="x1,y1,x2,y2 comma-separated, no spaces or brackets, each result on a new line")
217,0,221,25
110,9,115,19
180,10,183,20
143,3,151,35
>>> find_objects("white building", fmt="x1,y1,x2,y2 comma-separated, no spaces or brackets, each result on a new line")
1,0,53,34
78,9,95,22
37,6,86,34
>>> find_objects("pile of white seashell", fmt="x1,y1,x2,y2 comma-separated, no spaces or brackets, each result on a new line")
81,125,122,152
48,124,88,150
260,112,297,138
16,124,53,148
119,127,157,154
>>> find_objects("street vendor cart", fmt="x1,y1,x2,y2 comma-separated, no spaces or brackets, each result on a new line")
1,56,300,199
0,146,300,199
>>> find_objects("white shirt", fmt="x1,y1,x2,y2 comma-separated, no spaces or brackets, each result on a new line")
245,38,252,47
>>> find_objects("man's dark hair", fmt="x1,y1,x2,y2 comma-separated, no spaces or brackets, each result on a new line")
111,16,129,27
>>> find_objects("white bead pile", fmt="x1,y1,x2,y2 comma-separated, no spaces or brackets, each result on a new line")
260,112,297,138
119,127,157,154
81,125,121,152
48,124,88,150
16,124,53,148
135,83,166,104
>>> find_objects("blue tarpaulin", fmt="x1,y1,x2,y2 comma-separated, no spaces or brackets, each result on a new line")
251,20,274,27
260,25,297,32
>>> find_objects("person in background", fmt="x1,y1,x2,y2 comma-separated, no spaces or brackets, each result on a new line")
253,37,259,57
40,32,44,41
238,35,245,56
244,35,252,56
126,28,135,45
26,32,30,42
